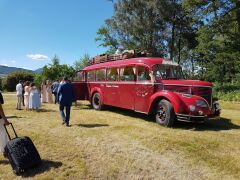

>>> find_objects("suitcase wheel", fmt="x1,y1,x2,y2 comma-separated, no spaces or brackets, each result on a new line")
13,167,24,175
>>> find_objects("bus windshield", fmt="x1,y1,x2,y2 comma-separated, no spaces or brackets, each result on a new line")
152,64,184,80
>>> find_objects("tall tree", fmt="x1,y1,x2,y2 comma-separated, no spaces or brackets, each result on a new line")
42,55,75,81
96,0,197,62
183,0,240,83
73,53,91,70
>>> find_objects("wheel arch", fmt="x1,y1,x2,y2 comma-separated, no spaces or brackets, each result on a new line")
148,96,171,115
90,87,104,103
147,91,184,115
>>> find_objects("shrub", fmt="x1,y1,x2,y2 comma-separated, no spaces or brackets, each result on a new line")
213,82,240,102
4,71,34,91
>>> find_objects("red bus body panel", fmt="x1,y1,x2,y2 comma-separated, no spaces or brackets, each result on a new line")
73,57,219,121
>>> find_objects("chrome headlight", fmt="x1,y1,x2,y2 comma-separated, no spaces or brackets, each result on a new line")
196,100,208,108
189,105,196,112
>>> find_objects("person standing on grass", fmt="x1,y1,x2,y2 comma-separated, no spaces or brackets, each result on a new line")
46,80,53,103
24,81,30,110
51,80,60,104
0,91,10,157
16,80,23,110
29,83,41,111
22,81,25,107
57,77,75,127
41,80,47,103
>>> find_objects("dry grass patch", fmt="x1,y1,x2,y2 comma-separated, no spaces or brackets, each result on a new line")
0,94,240,179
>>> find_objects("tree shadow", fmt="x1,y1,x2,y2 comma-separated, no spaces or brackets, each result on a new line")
75,123,109,128
174,117,240,131
20,159,62,177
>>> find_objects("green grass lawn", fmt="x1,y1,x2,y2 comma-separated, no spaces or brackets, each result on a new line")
0,93,240,179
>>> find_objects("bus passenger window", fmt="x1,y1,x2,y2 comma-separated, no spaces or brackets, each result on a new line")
137,66,151,81
87,71,95,81
74,71,85,81
96,69,106,81
107,68,118,81
120,66,135,81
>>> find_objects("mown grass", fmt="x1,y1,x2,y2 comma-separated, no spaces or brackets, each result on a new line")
0,93,240,179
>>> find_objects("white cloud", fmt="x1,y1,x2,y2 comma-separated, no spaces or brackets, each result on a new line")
0,63,8,66
10,60,16,63
27,54,49,61
21,67,33,70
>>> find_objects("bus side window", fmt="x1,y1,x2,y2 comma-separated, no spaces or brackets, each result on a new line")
87,71,95,81
107,68,118,81
137,66,151,81
96,69,106,81
120,66,135,81
75,71,85,82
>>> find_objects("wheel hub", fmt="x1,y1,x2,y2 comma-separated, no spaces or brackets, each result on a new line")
157,106,166,121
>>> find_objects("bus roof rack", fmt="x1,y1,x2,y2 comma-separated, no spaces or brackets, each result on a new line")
88,50,150,65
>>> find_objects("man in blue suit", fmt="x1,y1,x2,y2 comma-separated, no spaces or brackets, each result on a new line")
57,77,75,127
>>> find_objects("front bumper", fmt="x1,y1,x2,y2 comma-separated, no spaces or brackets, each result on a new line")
176,113,220,123
176,101,221,123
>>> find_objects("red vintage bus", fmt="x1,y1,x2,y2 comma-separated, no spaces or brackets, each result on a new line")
73,57,220,127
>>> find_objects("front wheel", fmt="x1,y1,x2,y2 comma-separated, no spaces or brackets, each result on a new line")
155,99,175,127
91,93,103,110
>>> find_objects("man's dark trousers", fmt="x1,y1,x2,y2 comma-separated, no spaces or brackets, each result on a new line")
53,92,58,104
59,103,71,124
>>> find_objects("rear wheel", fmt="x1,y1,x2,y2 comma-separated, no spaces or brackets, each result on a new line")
91,93,103,110
155,99,175,127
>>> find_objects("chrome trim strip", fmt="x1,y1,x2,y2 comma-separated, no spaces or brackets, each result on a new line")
86,81,212,87
176,113,205,118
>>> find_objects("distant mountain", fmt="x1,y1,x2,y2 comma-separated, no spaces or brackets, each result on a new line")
0,65,42,76
34,68,43,74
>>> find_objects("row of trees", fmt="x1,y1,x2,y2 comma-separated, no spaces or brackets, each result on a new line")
96,0,240,84
1,54,90,91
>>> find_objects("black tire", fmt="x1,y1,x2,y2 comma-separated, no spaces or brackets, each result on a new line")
91,93,103,110
155,99,175,127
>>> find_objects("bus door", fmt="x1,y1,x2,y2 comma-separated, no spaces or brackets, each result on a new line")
134,66,154,113
118,66,136,110
72,70,89,100
104,68,120,106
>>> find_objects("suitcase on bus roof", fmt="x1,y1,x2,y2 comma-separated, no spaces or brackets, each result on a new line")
4,123,42,175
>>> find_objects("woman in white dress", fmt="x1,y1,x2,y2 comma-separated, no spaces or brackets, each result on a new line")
0,92,9,157
29,83,41,111
41,80,47,103
46,80,53,103
24,81,30,110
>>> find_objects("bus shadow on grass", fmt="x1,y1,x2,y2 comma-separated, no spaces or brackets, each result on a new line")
20,160,62,177
103,107,240,131
104,106,153,122
175,118,240,131
73,104,240,131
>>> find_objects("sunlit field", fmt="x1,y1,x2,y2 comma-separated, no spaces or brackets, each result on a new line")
0,93,240,179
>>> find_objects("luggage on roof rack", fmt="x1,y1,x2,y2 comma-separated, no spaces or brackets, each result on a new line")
88,49,150,65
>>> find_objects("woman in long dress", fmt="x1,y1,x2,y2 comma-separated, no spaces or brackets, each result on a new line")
41,80,47,103
0,92,9,156
24,81,30,110
29,83,41,111
46,80,53,103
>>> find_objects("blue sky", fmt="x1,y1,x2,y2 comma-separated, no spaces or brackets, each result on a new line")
0,0,113,70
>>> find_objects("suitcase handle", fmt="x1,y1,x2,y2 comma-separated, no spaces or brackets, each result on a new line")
4,123,18,140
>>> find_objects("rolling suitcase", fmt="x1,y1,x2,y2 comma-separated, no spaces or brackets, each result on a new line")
4,123,42,174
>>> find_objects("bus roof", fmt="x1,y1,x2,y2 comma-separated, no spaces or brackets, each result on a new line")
82,57,178,71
